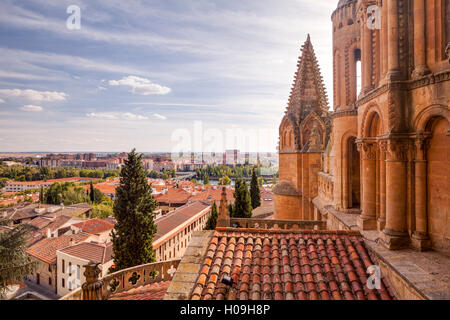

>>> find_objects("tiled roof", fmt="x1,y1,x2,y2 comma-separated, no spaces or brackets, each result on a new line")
26,233,90,264
190,228,396,300
58,241,112,264
108,281,171,300
154,201,210,244
28,216,53,230
72,218,114,235
191,186,235,203
154,188,192,204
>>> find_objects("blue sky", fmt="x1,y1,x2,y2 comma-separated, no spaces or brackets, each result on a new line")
0,0,336,153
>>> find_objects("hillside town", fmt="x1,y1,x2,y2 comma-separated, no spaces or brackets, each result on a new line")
0,0,449,311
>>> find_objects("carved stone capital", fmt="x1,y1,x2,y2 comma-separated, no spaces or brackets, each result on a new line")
357,141,377,160
378,140,388,160
386,140,409,161
414,136,430,161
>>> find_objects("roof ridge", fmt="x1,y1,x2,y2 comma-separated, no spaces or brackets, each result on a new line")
215,227,362,236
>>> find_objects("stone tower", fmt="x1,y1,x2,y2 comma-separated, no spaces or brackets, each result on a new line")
273,35,331,220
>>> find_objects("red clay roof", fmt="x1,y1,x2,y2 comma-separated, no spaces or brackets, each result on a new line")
191,186,235,203
108,281,171,300
58,242,112,264
190,228,396,300
26,233,90,264
72,218,114,235
154,188,192,204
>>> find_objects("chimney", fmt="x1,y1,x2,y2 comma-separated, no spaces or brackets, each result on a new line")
70,237,75,246
46,228,52,238
216,187,230,227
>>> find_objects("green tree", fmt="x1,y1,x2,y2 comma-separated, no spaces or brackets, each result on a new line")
39,186,44,203
91,202,114,219
89,182,95,203
203,174,210,185
219,175,231,185
111,149,158,271
0,220,37,298
250,168,261,209
233,178,252,218
204,202,218,230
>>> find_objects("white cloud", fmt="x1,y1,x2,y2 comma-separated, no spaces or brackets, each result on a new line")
20,105,43,112
87,112,149,121
0,98,4,103
108,76,171,95
153,113,167,120
0,89,67,101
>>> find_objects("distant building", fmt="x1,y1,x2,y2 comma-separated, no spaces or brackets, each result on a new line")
153,201,211,261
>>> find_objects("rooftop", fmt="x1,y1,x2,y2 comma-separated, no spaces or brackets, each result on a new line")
166,228,396,300
154,201,211,245
72,218,114,235
26,233,90,264
58,241,112,264
108,281,171,300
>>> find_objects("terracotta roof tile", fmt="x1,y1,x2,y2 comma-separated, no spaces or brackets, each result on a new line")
190,228,396,300
108,280,170,300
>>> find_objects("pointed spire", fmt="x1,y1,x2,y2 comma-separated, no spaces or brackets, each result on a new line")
285,35,329,119
217,187,229,227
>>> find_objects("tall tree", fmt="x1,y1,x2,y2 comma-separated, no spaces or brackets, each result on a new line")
89,181,95,203
39,186,44,203
250,168,261,209
205,202,218,230
233,178,252,218
0,220,36,298
203,174,210,185
111,149,158,271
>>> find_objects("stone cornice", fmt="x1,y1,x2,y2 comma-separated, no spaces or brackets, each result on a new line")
355,70,450,107
331,109,358,119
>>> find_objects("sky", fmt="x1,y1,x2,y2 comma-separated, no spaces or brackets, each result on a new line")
0,0,337,153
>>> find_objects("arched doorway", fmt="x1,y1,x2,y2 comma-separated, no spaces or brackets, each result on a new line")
426,117,450,252
347,136,360,208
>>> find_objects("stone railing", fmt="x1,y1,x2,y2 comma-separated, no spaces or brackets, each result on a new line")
60,259,181,300
229,218,326,231
318,172,334,203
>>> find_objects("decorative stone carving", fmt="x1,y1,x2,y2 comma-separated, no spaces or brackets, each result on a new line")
446,42,450,64
308,122,323,152
357,141,377,160
386,140,409,161
388,91,401,133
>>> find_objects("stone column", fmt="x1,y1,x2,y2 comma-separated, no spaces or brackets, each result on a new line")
361,5,373,94
357,141,377,230
382,140,410,249
412,0,430,78
411,137,431,250
386,0,401,80
378,141,387,230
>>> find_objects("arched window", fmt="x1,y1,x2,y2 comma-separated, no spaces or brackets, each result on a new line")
355,49,362,97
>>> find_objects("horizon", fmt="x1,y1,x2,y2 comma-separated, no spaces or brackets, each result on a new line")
0,0,336,153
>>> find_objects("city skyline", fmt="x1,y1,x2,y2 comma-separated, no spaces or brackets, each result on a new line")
0,0,335,152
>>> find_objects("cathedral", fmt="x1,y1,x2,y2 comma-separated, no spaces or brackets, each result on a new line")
274,0,450,254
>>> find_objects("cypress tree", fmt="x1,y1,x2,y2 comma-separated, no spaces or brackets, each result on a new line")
250,168,261,209
203,174,210,185
111,149,158,270
89,181,95,203
39,186,44,203
0,220,36,298
205,202,218,230
233,178,252,218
